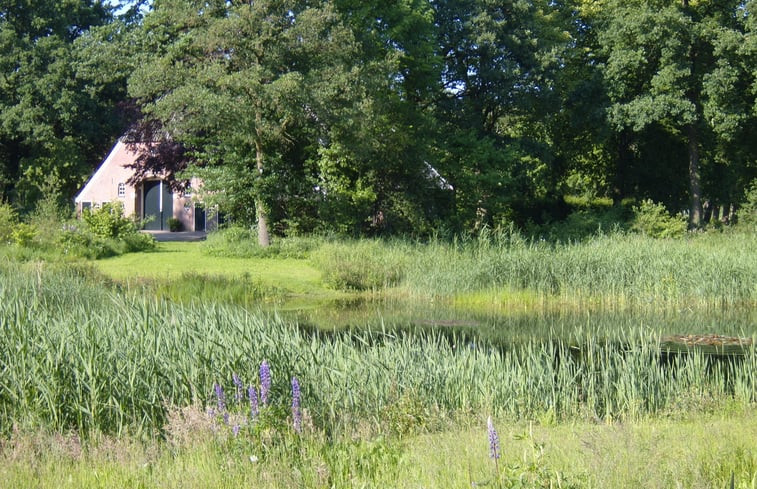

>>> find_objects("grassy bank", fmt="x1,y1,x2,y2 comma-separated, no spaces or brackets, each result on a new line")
2,412,755,488
90,230,757,312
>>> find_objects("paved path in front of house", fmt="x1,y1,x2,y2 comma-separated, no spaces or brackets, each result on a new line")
142,231,208,242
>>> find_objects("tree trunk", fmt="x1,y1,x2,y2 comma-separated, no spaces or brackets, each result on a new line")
613,129,633,204
255,138,270,247
702,199,712,224
681,0,703,229
687,123,703,229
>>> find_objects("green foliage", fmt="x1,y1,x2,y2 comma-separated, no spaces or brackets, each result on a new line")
148,273,284,307
311,240,408,290
167,217,182,232
736,181,757,229
318,437,404,485
10,223,37,247
484,427,586,489
379,389,438,437
2,413,756,488
201,364,301,465
0,0,124,205
1,260,754,438
51,202,156,259
527,202,630,242
26,185,70,246
400,231,755,304
0,201,18,244
0,0,754,241
201,226,322,259
118,230,157,254
631,200,687,239
57,227,155,260
82,203,137,240
129,0,362,245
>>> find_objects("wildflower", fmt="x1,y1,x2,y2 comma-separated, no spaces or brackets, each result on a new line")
214,383,226,412
291,376,302,433
233,373,244,403
487,416,500,460
248,385,259,418
232,424,240,437
259,361,272,405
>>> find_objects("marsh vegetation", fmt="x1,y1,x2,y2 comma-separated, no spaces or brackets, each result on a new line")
1,225,755,488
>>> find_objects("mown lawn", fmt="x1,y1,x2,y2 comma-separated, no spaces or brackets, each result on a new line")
95,241,327,295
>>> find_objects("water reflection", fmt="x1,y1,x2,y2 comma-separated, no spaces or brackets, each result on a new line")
278,295,756,346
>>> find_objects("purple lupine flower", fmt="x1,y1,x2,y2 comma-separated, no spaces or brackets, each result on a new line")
248,385,259,418
214,383,226,412
232,424,240,437
233,373,244,403
487,416,500,460
291,376,302,434
259,361,271,405
223,411,230,426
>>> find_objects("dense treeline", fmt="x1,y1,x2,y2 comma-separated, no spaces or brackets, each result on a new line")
1,0,755,240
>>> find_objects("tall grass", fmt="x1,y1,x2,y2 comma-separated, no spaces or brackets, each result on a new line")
310,229,757,307
201,226,322,259
311,239,410,290
1,261,754,437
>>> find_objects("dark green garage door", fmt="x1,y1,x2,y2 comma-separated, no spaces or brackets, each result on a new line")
143,180,173,230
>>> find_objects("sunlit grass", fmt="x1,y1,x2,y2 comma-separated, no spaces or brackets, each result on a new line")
2,411,755,489
95,241,327,296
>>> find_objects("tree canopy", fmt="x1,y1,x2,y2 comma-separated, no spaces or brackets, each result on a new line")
1,0,755,239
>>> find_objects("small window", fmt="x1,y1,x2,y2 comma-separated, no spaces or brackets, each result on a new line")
117,182,125,198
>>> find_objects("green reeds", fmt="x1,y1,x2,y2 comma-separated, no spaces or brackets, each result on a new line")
1,261,754,437
310,230,757,307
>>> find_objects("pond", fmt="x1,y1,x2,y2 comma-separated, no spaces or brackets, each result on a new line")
278,294,756,348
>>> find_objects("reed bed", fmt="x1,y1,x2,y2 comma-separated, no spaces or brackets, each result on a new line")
312,230,757,307
1,261,754,437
